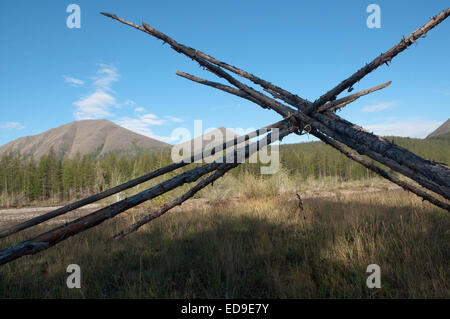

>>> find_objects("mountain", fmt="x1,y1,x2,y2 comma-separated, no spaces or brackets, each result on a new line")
426,118,450,139
174,126,241,152
172,127,243,161
0,119,170,159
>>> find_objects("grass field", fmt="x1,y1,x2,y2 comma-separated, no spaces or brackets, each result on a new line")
0,185,448,298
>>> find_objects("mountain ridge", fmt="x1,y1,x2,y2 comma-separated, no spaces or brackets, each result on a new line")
0,119,170,160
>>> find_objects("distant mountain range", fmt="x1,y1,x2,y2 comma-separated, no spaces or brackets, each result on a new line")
1,118,448,161
0,119,169,159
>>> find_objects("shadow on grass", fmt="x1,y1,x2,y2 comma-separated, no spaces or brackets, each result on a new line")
0,193,448,298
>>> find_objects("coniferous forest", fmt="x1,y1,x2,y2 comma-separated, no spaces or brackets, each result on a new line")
0,135,448,207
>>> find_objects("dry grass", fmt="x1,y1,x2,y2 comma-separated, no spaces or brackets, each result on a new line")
0,188,448,298
197,168,396,202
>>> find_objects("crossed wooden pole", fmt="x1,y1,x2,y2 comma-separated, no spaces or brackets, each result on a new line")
0,9,449,266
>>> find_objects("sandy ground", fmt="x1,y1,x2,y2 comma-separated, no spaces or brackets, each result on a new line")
0,203,102,228
0,186,404,228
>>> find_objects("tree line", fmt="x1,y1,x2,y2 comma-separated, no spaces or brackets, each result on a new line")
0,135,448,207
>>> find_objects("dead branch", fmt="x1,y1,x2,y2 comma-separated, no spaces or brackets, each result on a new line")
317,81,392,113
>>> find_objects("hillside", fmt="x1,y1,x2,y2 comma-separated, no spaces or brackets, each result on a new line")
426,118,450,139
175,127,240,152
0,119,169,159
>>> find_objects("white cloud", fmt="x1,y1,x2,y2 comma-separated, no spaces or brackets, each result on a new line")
73,64,119,120
122,99,135,107
73,90,116,120
92,64,119,91
115,113,177,143
165,115,183,123
364,119,442,138
70,64,183,141
63,75,84,86
362,101,396,113
0,121,24,130
116,113,164,129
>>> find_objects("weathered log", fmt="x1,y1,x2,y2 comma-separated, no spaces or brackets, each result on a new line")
0,124,296,266
176,71,450,200
166,10,448,195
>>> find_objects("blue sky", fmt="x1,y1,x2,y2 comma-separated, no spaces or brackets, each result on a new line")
0,0,449,146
